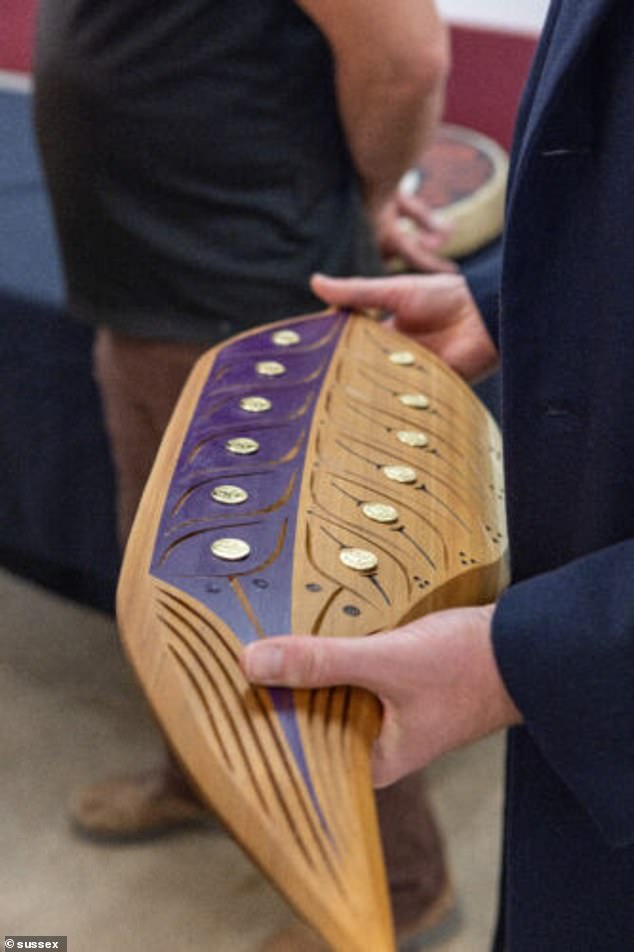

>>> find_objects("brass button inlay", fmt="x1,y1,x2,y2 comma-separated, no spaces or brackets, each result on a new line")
362,502,399,524
240,396,272,413
399,393,430,409
389,351,415,366
211,485,249,505
226,437,260,455
256,360,286,377
382,465,417,484
339,548,379,572
271,329,301,346
211,538,251,561
397,430,429,448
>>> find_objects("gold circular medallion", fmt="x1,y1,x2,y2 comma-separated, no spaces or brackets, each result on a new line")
397,430,429,448
382,464,417,484
399,393,430,409
389,351,415,366
256,360,286,377
210,538,251,561
362,502,399,524
271,329,301,346
226,437,260,455
240,396,272,413
211,485,249,505
339,548,379,572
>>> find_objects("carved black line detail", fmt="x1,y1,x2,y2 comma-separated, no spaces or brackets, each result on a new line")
327,472,456,557
333,438,383,470
160,605,322,872
366,574,391,606
391,525,437,571
198,386,317,429
304,524,375,608
311,587,345,636
157,589,348,891
331,428,481,502
416,483,473,532
164,631,269,814
314,515,414,600
170,469,298,522
166,641,234,770
356,326,429,375
188,423,309,467
157,519,262,565
340,687,352,751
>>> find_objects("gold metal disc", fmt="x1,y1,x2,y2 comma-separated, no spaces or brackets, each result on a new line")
210,538,251,561
339,548,379,572
240,396,272,413
399,393,430,409
211,485,249,505
226,437,260,455
382,465,417,484
396,430,429,448
271,329,301,346
256,360,286,377
389,351,415,366
362,502,399,524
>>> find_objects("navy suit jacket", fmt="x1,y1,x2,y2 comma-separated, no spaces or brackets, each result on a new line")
467,1,634,947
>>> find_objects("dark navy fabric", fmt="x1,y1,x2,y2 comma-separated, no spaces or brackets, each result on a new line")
0,90,64,309
0,89,118,612
470,1,634,947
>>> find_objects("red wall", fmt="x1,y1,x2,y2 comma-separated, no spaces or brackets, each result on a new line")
0,0,36,72
444,25,537,150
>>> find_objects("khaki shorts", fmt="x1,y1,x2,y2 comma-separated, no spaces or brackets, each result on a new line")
93,327,212,546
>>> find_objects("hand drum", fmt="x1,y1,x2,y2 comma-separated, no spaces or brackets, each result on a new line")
390,122,509,269
117,309,507,951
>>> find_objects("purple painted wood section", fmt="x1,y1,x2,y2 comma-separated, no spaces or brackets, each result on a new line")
149,310,347,807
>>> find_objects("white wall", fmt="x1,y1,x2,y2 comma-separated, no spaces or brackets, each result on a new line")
436,0,549,33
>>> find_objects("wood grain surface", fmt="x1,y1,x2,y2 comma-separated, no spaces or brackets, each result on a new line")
117,310,507,951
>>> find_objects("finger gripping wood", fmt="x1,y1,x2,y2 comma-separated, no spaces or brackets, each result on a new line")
117,310,508,951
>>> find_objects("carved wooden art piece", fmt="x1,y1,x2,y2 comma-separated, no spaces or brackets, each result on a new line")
118,310,508,951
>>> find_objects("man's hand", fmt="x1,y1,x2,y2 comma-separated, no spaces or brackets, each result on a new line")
374,190,458,275
241,605,522,788
311,272,499,383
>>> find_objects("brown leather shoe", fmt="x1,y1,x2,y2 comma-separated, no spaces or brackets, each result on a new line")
69,767,216,840
397,879,461,951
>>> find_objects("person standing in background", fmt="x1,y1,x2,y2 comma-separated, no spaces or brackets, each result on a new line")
34,0,458,945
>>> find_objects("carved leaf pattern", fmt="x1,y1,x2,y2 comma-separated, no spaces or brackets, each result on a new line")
118,310,507,952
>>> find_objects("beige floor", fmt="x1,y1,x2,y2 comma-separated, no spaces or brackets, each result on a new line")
0,568,504,951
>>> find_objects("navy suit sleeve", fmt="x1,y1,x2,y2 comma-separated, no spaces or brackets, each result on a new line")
463,245,502,348
492,540,634,848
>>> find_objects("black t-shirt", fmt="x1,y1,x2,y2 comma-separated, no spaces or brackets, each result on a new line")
34,0,381,340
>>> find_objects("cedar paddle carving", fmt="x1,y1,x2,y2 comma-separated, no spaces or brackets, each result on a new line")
117,309,508,951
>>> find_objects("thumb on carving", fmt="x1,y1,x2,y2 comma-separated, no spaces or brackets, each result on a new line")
241,635,381,693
